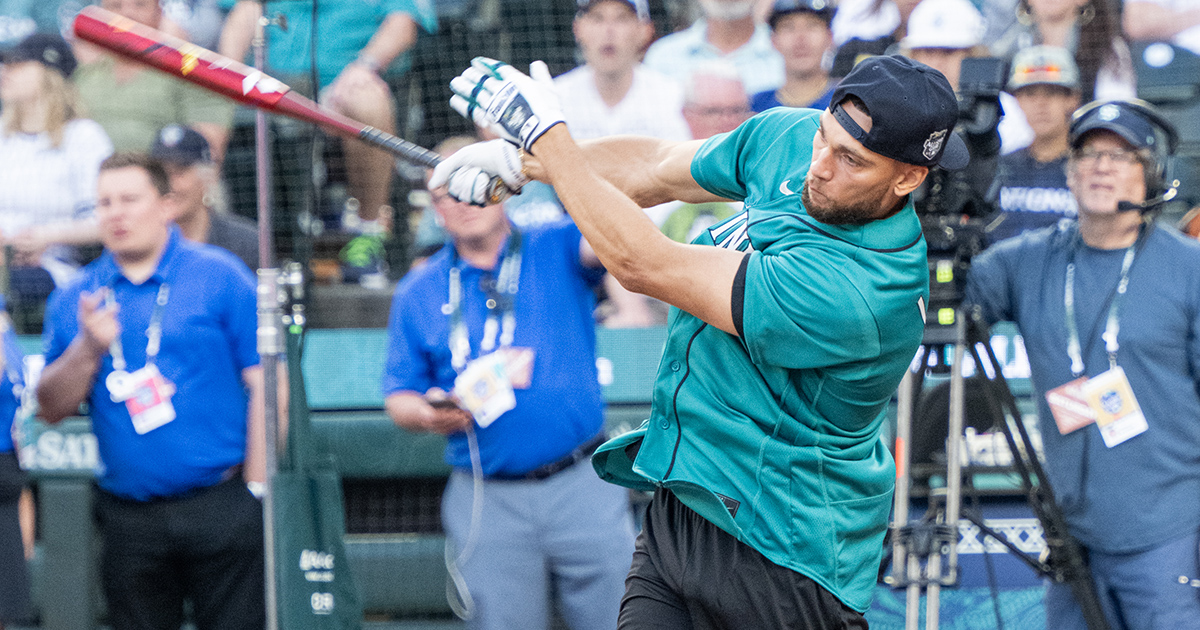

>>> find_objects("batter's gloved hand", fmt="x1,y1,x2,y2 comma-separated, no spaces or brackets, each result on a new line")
449,57,564,153
430,140,529,206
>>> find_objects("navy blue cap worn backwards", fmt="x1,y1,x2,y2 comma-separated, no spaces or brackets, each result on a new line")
829,55,969,170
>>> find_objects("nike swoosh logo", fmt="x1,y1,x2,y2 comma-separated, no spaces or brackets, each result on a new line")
779,179,795,195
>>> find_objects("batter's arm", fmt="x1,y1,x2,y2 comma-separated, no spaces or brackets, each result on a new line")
524,136,729,208
532,126,745,335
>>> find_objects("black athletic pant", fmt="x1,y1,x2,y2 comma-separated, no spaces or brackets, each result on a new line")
619,489,869,630
95,477,265,630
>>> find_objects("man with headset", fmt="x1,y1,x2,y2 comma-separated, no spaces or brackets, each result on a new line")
966,99,1200,629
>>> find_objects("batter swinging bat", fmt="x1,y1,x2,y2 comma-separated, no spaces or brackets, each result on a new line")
74,5,441,169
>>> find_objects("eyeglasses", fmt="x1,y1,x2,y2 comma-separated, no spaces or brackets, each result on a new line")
1072,148,1143,166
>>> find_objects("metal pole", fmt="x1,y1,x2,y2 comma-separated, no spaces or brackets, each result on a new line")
252,7,282,630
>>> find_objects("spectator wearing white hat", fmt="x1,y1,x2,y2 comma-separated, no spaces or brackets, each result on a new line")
989,46,1082,243
898,0,988,91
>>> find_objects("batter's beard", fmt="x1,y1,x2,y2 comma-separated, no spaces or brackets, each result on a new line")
800,181,890,226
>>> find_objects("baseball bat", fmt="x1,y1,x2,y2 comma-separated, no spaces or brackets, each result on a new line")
72,5,442,168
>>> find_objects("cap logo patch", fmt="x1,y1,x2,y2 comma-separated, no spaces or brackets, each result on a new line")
923,129,947,160
161,125,185,147
1098,104,1120,121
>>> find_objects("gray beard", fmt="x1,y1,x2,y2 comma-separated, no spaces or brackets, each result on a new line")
800,181,888,226
698,0,756,21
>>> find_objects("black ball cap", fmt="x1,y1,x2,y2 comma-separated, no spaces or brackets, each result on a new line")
1,33,77,78
828,55,969,170
150,125,213,166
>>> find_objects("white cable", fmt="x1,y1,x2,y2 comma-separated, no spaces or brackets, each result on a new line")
445,422,485,621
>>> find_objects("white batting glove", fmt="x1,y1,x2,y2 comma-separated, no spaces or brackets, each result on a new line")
430,140,529,206
449,57,564,153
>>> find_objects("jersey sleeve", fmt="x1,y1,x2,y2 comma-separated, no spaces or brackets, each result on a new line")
740,247,880,369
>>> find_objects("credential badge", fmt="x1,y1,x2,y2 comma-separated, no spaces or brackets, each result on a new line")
923,129,947,161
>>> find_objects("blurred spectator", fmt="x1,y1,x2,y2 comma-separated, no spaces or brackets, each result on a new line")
989,46,1080,243
0,33,112,306
643,0,785,96
0,299,30,629
991,0,1135,101
0,0,76,50
219,0,437,233
150,124,259,270
1123,0,1200,55
37,152,266,630
829,0,921,78
898,0,987,91
681,60,752,139
751,0,837,112
558,0,690,328
659,62,745,244
161,0,225,51
557,0,690,140
73,0,234,161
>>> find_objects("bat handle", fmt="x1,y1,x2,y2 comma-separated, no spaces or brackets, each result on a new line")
356,126,516,206
358,126,442,169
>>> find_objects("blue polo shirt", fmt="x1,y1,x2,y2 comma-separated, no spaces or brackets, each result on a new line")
383,218,606,476
42,228,259,501
0,297,23,454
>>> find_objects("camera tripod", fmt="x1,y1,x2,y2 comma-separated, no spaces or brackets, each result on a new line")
886,307,1110,630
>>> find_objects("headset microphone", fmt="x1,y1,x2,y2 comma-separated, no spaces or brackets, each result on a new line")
1116,179,1180,213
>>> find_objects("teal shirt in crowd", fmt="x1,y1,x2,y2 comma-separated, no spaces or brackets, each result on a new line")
594,108,929,612
220,0,437,88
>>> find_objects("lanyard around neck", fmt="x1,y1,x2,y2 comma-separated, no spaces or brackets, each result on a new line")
110,283,170,373
448,231,522,372
1063,226,1146,377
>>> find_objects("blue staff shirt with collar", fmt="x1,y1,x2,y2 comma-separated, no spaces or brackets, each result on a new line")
383,218,606,477
42,227,259,501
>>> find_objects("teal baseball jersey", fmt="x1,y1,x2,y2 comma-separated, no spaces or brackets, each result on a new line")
593,108,929,612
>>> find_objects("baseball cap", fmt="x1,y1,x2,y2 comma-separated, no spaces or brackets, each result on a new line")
150,125,212,166
1,33,77,78
576,0,651,22
1007,46,1080,92
901,0,984,50
1069,99,1176,153
768,0,835,28
829,55,969,169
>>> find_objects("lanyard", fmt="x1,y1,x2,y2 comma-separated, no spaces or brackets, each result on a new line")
109,283,171,373
448,231,522,372
1063,227,1145,377
0,314,22,398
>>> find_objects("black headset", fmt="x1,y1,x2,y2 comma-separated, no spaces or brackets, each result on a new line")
1069,99,1180,202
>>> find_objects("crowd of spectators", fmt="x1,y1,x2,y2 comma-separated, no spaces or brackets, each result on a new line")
0,0,1199,625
